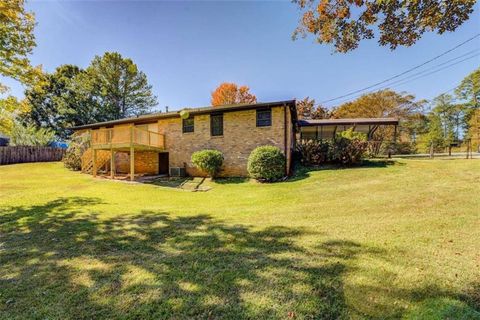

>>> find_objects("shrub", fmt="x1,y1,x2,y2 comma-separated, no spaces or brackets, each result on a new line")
191,149,224,178
63,133,90,171
247,146,285,182
296,139,331,166
331,129,368,165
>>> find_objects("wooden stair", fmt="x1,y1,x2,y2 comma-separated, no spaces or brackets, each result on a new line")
81,149,111,174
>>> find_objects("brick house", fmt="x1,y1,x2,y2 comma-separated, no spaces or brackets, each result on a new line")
72,100,298,179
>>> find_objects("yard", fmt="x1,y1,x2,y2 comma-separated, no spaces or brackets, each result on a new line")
0,160,479,319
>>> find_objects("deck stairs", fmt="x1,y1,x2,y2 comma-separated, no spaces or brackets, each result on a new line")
81,149,111,174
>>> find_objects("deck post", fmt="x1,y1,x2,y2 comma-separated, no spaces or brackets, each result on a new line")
92,148,97,178
130,147,135,181
110,148,114,179
130,125,135,181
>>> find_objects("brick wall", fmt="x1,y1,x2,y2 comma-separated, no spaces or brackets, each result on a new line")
157,106,293,177
114,151,159,174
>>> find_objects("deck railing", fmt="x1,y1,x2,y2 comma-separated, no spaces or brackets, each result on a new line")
91,126,165,149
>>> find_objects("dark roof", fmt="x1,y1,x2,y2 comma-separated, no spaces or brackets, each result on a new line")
298,118,399,127
71,100,296,130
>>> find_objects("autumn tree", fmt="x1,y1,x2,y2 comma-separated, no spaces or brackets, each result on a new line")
333,90,424,120
296,97,330,119
332,89,425,153
0,0,41,87
292,0,476,52
211,82,257,106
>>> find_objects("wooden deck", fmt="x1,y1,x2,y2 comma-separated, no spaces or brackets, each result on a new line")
91,126,165,151
88,126,166,181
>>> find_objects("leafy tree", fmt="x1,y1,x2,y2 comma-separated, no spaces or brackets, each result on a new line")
9,121,55,146
84,52,158,119
24,65,99,139
333,90,424,119
333,90,425,147
296,97,330,119
431,94,457,151
0,0,41,86
467,109,480,151
211,82,257,106
292,0,476,52
0,94,30,135
425,112,445,152
456,68,480,151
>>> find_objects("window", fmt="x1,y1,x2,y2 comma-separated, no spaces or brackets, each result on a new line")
210,113,223,136
256,108,272,127
182,117,194,133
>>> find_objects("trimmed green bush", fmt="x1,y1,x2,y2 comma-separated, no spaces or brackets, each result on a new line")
191,149,224,178
247,146,285,182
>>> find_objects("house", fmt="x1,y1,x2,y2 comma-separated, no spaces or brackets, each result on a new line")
72,100,298,179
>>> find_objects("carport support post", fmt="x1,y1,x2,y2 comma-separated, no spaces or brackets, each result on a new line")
110,149,115,179
92,149,97,178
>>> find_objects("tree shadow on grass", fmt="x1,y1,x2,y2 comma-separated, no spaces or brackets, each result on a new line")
0,197,358,319
0,197,478,319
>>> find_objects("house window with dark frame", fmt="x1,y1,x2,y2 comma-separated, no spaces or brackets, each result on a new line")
210,113,223,136
182,117,194,133
256,108,272,127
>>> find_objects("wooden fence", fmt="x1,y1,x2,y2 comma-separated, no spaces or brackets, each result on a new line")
0,146,65,165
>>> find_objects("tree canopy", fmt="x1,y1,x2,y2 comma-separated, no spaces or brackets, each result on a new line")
455,67,480,150
0,0,41,86
84,52,157,119
24,53,158,138
332,89,425,119
211,82,257,106
296,97,330,119
24,65,97,138
292,0,476,52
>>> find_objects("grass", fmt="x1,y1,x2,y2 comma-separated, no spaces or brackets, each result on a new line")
0,159,479,319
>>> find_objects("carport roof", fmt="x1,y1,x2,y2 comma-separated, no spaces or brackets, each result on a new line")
298,118,399,127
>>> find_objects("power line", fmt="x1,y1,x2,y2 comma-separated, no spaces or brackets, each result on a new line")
326,52,480,107
320,33,480,104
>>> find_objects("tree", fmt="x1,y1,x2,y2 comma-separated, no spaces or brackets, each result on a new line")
292,0,476,53
426,112,445,152
456,68,480,151
467,109,480,151
431,94,458,154
9,121,55,146
0,94,30,135
333,89,424,119
332,89,425,154
211,82,257,106
0,0,41,86
24,65,99,139
296,97,330,119
85,52,158,119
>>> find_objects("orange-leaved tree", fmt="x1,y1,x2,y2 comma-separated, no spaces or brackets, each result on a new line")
211,82,257,106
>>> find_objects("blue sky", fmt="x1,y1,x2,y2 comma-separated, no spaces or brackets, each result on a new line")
3,1,480,112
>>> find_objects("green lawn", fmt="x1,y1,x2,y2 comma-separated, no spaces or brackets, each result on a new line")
1,160,479,319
